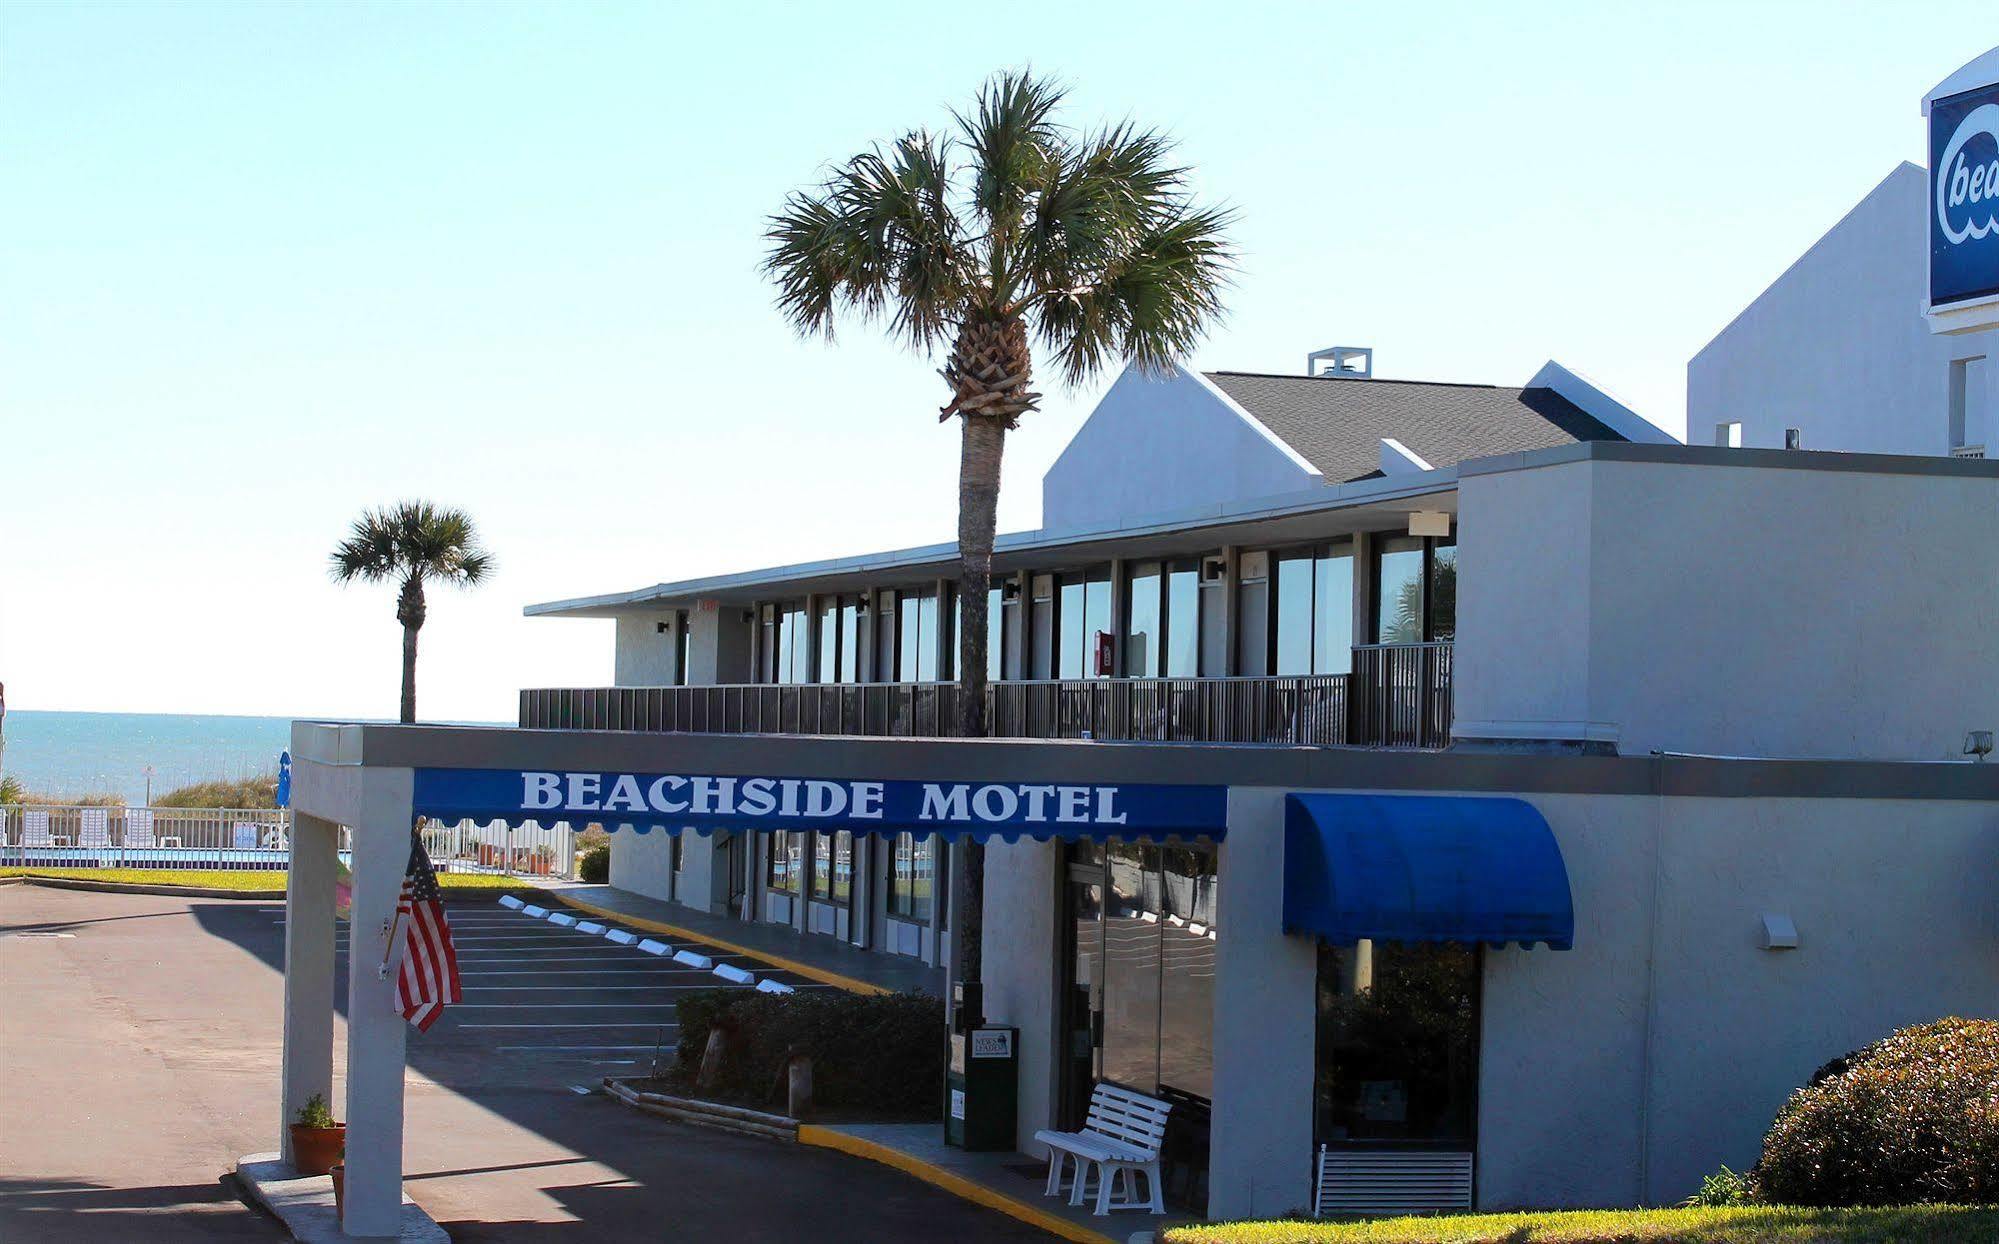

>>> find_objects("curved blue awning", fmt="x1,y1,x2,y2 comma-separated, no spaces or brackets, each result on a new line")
1283,793,1574,950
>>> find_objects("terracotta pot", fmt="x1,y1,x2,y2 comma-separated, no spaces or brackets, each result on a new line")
330,1163,345,1218
289,1123,345,1176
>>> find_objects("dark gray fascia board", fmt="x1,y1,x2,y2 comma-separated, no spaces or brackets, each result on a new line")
1457,439,1999,480
292,721,1999,803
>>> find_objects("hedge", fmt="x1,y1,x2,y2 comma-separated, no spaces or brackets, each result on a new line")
673,988,944,1117
1755,1017,1999,1206
577,843,610,883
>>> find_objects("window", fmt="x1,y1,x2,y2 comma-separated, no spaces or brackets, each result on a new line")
1714,421,1743,448
1271,542,1355,674
1374,538,1426,644
762,602,811,683
817,599,840,683
1166,560,1201,677
673,610,690,686
1029,575,1055,679
811,831,852,905
1058,568,1113,679
767,830,801,894
889,832,933,922
987,586,1005,680
837,599,861,683
1315,940,1479,1145
1428,540,1456,642
1125,561,1162,677
1952,356,1989,453
898,590,942,682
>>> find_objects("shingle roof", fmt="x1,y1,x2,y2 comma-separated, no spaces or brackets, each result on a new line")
1204,371,1625,482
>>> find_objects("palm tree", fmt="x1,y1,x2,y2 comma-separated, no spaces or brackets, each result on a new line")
330,502,494,725
764,71,1233,986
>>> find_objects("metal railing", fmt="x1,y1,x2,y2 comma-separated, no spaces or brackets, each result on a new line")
521,642,1453,749
0,806,580,879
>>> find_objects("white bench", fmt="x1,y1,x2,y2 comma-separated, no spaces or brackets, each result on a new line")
1034,1082,1172,1216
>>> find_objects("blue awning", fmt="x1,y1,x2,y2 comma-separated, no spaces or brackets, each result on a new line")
1283,793,1574,950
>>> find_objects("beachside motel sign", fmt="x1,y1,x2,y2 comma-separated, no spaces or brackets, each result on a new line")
412,768,1229,840
1927,50,1999,329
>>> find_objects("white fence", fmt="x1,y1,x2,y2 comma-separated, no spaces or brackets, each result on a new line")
0,806,579,880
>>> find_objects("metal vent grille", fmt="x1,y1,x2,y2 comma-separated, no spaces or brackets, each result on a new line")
1314,1147,1474,1218
1951,444,1986,459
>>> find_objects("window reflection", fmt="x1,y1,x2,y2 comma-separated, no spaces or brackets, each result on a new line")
1429,540,1456,642
1166,560,1200,677
1314,940,1479,1144
889,832,934,922
1126,562,1162,677
1374,538,1426,644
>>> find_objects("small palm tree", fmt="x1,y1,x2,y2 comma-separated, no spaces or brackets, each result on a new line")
330,502,493,724
764,70,1232,986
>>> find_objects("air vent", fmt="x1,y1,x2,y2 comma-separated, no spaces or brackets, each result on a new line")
1306,345,1373,379
1315,1147,1473,1218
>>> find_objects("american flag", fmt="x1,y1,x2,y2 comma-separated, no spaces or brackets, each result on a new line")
394,828,461,1032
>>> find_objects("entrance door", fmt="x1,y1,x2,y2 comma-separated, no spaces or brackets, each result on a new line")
722,833,749,920
1058,857,1105,1129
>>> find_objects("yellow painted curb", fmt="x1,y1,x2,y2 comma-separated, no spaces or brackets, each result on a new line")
797,1125,1115,1244
542,892,893,996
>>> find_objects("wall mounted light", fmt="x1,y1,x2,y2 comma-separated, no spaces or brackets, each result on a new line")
1965,730,1993,761
1760,913,1799,951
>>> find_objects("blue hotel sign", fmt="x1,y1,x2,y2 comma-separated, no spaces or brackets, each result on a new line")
1930,80,1999,307
412,768,1229,842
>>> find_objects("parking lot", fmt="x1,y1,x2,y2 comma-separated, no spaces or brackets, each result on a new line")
1,884,1051,1242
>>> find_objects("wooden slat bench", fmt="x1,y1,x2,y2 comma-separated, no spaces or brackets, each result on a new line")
1034,1082,1172,1216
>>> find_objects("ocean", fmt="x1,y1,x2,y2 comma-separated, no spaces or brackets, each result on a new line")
3,710,303,803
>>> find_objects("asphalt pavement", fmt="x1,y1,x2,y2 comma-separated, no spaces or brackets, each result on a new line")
0,884,1053,1242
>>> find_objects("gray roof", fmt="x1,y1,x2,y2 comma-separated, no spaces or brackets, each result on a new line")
1204,371,1625,482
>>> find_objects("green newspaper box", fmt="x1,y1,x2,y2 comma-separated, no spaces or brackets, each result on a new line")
945,1026,1018,1151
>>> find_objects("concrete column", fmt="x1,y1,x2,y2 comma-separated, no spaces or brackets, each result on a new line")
342,767,414,1238
280,812,340,1165
1209,786,1317,1220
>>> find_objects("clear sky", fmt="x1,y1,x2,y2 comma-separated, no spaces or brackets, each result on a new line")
0,2,1981,722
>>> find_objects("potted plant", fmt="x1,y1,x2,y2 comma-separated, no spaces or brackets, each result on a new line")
330,1142,345,1218
289,1093,345,1176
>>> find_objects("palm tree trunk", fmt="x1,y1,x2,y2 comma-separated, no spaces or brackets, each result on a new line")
397,576,426,725
952,412,1006,989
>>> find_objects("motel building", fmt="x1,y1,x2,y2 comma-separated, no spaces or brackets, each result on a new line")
278,48,1999,1237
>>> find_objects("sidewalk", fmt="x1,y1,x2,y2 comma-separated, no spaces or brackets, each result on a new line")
802,1122,1191,1244
539,882,946,996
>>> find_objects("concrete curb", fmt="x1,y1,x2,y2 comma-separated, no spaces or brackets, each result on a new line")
7,876,282,901
234,1152,448,1243
544,891,893,996
601,1079,799,1142
796,1125,1117,1244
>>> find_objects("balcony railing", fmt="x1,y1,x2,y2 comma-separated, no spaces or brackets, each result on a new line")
521,641,1451,749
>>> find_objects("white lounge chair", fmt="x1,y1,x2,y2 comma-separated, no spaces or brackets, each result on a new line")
123,808,157,849
232,822,259,851
78,809,112,852
1035,1082,1172,1215
22,810,57,851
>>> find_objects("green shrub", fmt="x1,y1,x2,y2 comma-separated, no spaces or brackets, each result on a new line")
673,988,944,1117
577,843,610,884
1683,1165,1753,1207
1755,1017,1999,1206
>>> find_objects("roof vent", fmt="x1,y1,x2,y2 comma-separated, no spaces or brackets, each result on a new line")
1307,345,1372,379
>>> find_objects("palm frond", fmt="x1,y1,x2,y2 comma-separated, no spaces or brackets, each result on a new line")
329,501,493,588
954,70,1066,259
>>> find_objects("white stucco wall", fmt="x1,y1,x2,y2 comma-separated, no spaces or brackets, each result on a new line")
613,613,681,686
1040,364,1322,531
1687,163,1999,455
980,838,1062,1150
607,826,674,902
1455,452,1999,760
1214,783,1999,1212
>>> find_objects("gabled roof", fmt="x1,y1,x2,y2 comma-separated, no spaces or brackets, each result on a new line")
1204,371,1626,482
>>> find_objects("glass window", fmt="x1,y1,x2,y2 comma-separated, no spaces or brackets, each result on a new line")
1429,540,1457,643
1101,843,1163,1092
1084,572,1111,679
767,830,801,894
1030,576,1056,679
1313,544,1354,674
811,831,852,904
889,832,934,922
836,598,861,683
1314,940,1479,1145
1273,551,1316,675
1374,538,1426,644
1159,847,1219,1099
899,590,942,682
1165,560,1201,677
876,591,898,680
674,611,690,686
818,600,840,682
1059,574,1088,679
1125,561,1162,677
987,587,1005,681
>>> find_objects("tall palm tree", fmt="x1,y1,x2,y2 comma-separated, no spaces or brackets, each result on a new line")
764,71,1233,986
330,501,494,725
